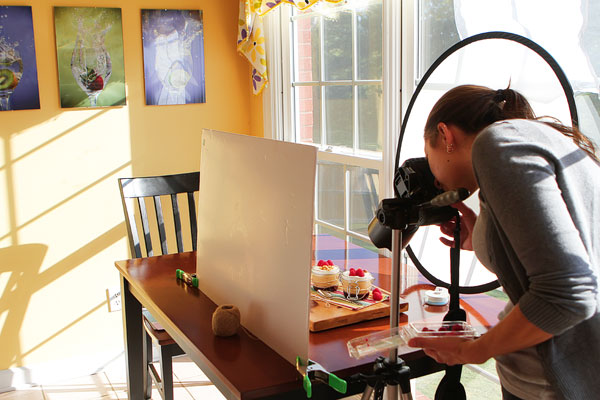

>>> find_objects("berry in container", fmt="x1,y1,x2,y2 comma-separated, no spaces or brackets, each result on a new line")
347,321,478,359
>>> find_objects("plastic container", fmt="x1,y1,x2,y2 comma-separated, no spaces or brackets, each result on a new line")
347,321,478,359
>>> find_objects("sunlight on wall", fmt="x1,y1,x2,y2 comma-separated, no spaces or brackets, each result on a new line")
0,0,261,376
12,109,131,271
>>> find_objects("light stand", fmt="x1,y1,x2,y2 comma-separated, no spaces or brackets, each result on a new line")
351,197,418,400
349,227,413,400
352,195,467,400
434,211,467,400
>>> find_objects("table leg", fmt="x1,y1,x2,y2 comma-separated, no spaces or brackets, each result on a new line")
120,275,145,400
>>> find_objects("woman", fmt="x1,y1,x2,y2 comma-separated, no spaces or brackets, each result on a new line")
407,85,600,400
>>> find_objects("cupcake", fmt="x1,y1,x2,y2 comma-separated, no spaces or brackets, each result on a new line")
340,268,373,300
311,260,340,291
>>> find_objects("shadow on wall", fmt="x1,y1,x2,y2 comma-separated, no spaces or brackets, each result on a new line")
0,244,47,368
0,104,132,374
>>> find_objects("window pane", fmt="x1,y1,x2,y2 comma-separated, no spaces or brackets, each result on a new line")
323,11,352,81
418,0,460,78
357,2,383,80
325,85,353,148
357,85,382,151
293,15,320,82
315,224,379,253
349,166,379,236
579,1,600,148
582,1,600,77
317,162,344,228
314,224,345,242
295,86,321,144
575,93,600,149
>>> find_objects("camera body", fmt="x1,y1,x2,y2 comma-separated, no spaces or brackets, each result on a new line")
368,158,457,250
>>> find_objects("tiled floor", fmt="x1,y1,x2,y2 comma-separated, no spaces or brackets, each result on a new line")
0,354,431,400
0,355,223,400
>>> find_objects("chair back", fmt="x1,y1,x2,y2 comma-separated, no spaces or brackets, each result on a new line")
118,172,200,258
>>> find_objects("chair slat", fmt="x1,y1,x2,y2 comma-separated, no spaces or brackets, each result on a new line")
171,193,184,253
121,194,143,258
188,192,197,251
119,172,199,257
138,198,153,257
154,196,168,255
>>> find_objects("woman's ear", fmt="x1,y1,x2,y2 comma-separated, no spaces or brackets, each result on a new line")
437,122,455,146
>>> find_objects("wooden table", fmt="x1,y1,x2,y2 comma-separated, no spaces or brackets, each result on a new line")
115,235,505,399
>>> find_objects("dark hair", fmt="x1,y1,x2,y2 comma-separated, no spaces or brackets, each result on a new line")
423,84,598,161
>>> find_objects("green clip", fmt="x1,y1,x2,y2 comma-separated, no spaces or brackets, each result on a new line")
328,373,347,394
303,373,312,398
176,269,199,288
296,356,346,398
296,356,312,398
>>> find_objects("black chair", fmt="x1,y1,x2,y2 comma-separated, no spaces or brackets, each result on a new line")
118,171,200,400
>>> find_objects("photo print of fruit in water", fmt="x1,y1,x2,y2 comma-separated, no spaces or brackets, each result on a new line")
54,7,126,108
141,9,206,106
0,6,40,111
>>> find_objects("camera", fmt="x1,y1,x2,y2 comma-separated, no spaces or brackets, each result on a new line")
368,157,462,250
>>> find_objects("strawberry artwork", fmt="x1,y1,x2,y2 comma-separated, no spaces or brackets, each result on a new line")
80,67,104,92
88,75,104,91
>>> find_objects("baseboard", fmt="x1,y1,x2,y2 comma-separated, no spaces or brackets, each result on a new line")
0,350,124,394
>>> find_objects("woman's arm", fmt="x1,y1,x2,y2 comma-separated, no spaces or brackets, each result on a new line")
472,122,597,334
408,304,553,365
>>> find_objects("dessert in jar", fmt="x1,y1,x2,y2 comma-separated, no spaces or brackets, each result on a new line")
311,259,340,291
341,268,374,300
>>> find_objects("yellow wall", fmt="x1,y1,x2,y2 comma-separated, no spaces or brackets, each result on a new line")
0,0,263,371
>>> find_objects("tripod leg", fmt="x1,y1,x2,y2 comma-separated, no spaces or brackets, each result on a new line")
361,385,374,400
387,385,413,400
386,384,398,400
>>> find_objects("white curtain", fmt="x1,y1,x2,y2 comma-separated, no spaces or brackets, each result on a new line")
454,0,599,94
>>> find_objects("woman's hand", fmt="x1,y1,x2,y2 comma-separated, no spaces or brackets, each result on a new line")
438,202,477,251
407,336,489,366
409,305,554,366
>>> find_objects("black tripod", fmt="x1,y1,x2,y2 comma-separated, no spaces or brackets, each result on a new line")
350,229,414,400
353,355,412,400
434,211,467,400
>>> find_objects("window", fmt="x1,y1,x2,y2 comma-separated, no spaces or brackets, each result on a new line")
417,0,459,79
402,0,600,284
270,0,384,248
415,0,600,145
266,0,600,254
264,1,600,396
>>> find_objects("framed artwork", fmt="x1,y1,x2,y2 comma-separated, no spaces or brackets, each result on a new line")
54,7,126,108
142,9,206,106
0,6,40,111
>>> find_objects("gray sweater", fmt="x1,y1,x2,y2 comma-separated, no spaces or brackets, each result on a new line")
472,119,600,400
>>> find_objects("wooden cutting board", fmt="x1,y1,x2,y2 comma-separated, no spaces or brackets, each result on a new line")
309,298,409,332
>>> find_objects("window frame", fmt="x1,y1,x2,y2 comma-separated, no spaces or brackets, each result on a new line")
263,1,407,247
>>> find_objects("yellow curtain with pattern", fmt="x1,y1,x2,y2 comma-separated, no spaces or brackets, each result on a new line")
238,0,343,94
